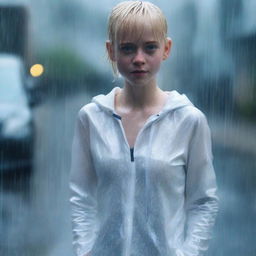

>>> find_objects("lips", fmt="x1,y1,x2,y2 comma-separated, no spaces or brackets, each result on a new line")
131,70,148,73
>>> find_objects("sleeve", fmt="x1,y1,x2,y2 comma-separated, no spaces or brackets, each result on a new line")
177,111,219,256
69,110,98,256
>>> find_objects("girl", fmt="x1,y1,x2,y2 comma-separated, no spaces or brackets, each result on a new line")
69,1,218,256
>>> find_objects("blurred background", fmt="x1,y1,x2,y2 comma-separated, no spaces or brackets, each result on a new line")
0,0,255,255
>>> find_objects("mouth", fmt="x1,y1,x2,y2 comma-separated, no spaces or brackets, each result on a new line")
131,70,148,74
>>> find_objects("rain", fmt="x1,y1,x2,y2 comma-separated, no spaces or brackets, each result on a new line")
0,0,255,255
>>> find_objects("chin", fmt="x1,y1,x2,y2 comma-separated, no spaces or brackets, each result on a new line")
126,80,148,87
129,77,155,87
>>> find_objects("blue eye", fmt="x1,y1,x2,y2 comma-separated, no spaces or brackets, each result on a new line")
119,44,136,54
145,44,158,52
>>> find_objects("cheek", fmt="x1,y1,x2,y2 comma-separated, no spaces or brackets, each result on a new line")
116,57,130,72
150,56,163,72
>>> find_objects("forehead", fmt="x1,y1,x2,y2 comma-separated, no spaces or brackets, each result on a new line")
116,16,165,44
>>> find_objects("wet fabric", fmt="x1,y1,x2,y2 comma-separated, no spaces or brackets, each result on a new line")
69,86,218,256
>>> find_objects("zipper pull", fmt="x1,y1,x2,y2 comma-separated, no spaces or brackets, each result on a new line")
113,113,122,120
130,148,134,162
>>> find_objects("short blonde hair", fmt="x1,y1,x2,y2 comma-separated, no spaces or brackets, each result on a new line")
107,1,168,76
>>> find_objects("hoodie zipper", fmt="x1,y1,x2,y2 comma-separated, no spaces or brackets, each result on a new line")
112,112,160,162
112,111,160,256
130,148,134,162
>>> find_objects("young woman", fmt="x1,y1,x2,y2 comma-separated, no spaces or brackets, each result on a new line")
69,1,219,256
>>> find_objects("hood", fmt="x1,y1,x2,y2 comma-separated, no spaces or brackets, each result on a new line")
91,86,193,116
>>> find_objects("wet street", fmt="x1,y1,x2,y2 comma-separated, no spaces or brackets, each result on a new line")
0,92,91,256
0,91,255,256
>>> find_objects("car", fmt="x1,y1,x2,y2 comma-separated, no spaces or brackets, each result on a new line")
0,53,35,179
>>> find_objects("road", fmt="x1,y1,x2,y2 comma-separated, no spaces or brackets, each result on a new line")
0,91,255,256
0,92,91,256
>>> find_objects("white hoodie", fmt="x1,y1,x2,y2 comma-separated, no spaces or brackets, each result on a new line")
69,86,218,256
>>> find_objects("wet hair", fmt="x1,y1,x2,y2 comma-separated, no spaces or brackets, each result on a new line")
107,1,168,76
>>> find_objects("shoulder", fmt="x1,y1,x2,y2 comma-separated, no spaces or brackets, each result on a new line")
181,106,212,141
172,105,211,137
76,102,101,127
77,102,101,119
183,105,207,122
166,90,208,125
175,104,208,126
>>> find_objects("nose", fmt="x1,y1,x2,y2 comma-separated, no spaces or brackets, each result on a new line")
133,49,145,66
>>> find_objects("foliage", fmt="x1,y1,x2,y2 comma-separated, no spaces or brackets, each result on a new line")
36,46,105,96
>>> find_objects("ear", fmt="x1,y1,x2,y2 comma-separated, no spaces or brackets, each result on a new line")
162,37,172,60
106,40,116,61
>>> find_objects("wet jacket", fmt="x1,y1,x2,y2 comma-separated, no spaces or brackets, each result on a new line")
69,86,218,256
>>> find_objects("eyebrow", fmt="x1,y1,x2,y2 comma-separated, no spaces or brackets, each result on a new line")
145,41,159,44
119,41,159,45
119,42,134,45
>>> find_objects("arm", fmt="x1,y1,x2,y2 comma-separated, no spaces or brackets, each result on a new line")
178,111,219,256
69,110,98,256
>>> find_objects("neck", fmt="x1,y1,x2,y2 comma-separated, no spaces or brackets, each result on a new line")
118,81,165,110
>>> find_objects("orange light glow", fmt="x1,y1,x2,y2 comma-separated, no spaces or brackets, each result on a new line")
30,64,44,77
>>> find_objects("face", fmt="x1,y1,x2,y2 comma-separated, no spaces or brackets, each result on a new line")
106,25,172,87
